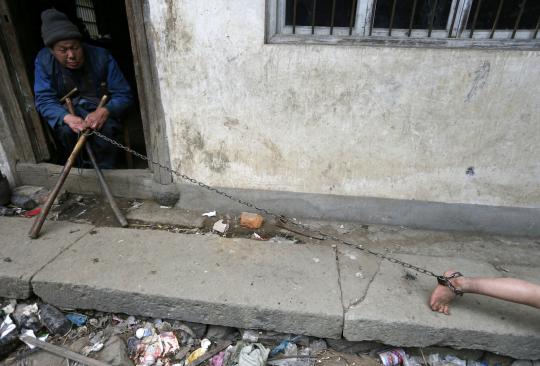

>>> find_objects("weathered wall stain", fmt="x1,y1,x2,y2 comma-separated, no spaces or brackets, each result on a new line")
163,0,192,53
224,117,240,129
263,138,283,162
465,61,491,102
148,1,540,208
203,142,230,173
321,163,333,178
178,124,205,163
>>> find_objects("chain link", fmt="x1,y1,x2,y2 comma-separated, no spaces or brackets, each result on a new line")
87,130,439,279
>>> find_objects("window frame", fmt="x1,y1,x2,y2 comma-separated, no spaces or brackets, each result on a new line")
266,0,540,50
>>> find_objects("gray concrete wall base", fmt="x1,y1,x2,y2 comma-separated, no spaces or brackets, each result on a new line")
16,163,540,237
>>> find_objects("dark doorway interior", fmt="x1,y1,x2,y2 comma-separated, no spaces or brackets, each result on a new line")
7,0,147,168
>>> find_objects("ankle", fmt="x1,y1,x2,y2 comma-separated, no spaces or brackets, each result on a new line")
452,276,467,293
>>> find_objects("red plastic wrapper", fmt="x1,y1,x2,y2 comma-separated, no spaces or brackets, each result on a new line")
24,207,41,218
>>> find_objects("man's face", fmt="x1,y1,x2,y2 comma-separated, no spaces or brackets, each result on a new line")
51,39,84,69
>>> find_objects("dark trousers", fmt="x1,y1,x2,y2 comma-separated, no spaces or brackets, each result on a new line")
52,118,121,169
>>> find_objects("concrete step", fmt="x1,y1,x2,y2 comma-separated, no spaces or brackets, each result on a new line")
2,216,539,359
342,254,540,360
0,217,93,298
31,226,343,338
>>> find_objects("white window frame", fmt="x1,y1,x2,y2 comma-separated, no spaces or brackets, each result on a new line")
266,0,540,49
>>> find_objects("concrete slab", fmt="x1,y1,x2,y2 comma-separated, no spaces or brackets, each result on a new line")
343,254,540,359
336,243,380,309
32,228,343,338
0,217,93,298
126,200,205,228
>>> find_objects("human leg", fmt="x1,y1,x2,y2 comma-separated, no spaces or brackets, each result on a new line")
430,269,540,314
52,123,80,165
89,118,122,169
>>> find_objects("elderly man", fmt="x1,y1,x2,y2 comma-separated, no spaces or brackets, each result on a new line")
34,9,133,168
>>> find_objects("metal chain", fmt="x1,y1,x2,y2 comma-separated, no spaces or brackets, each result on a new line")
87,130,440,279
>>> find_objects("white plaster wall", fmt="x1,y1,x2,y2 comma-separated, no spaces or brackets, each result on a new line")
146,0,540,208
0,143,15,186
0,106,18,187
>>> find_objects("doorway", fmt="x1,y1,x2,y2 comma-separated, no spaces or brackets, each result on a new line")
5,0,147,169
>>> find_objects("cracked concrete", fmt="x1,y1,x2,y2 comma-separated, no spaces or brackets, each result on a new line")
1,216,539,358
342,255,540,359
31,226,343,338
0,217,93,298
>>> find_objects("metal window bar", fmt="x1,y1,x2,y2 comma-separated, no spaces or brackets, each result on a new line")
511,0,527,39
407,0,419,37
281,0,539,41
349,0,357,35
490,0,504,39
388,0,397,36
369,0,378,36
330,0,336,34
535,14,540,39
428,0,439,37
448,0,460,38
311,0,317,34
292,0,298,34
468,0,482,38
76,0,99,39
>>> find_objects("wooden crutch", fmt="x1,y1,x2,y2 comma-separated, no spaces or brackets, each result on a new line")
63,95,128,228
29,91,125,238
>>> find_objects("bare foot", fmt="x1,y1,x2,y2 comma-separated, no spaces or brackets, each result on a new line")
429,270,462,315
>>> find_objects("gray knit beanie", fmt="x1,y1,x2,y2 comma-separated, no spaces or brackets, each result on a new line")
41,9,82,47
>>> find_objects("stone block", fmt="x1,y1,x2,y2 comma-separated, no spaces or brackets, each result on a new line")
0,217,93,298
343,255,540,359
32,228,343,338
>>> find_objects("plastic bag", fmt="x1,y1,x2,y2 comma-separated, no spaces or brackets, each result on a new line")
39,304,71,335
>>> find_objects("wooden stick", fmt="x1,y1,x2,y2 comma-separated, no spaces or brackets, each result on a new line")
66,95,127,227
19,335,112,366
28,95,108,239
59,87,78,103
28,132,89,238
84,142,128,227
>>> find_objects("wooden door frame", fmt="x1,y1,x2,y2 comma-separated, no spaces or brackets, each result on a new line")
125,0,173,184
0,0,49,164
0,0,173,185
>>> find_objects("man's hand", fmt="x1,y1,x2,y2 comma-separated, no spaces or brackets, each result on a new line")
63,114,86,133
85,107,110,130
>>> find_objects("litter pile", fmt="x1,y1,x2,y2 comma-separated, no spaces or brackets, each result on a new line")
0,183,47,218
1,298,532,366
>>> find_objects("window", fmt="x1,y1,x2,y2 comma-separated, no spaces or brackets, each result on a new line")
267,0,540,48
76,0,100,40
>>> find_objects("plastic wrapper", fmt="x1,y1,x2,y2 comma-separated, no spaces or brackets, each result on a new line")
39,304,71,335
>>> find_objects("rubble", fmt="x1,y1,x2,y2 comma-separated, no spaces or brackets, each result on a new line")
10,185,49,210
1,296,532,366
239,213,264,230
213,219,229,234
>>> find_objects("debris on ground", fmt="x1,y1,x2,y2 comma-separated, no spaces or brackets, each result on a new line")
128,200,144,211
10,185,49,211
213,219,229,234
203,211,217,218
0,297,526,366
23,207,42,218
39,304,71,336
377,348,406,366
0,206,16,216
239,212,264,230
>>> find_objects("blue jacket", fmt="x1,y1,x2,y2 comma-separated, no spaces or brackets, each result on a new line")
34,44,133,128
